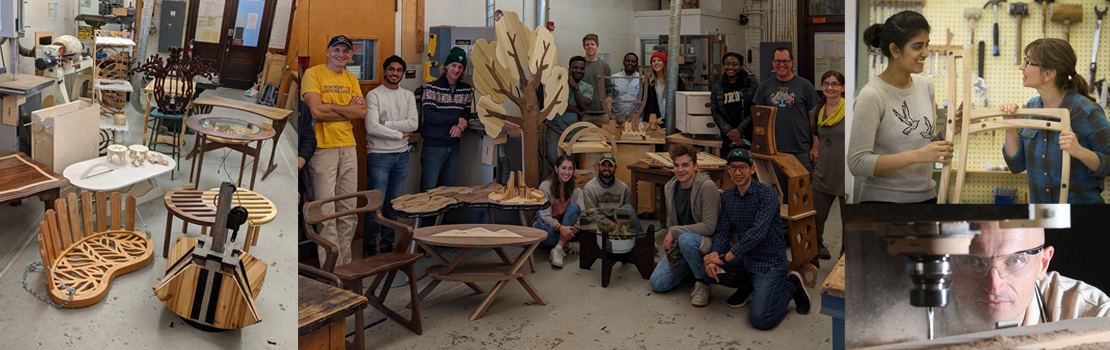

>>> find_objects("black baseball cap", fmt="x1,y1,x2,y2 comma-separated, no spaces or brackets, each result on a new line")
726,149,754,165
327,35,353,50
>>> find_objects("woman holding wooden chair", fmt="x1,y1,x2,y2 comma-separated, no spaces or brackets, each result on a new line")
849,11,955,204
999,38,1110,204
533,154,584,268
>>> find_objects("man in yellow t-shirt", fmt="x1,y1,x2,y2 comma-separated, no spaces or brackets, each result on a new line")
302,35,366,266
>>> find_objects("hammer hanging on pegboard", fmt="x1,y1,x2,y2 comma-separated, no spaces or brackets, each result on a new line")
984,0,1008,56
1090,6,1106,91
1010,3,1029,65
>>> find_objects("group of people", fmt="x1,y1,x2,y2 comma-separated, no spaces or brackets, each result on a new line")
850,11,1110,204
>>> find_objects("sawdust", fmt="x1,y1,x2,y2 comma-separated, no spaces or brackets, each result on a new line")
920,328,1110,350
205,124,255,135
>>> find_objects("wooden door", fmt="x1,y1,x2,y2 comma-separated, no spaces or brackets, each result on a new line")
186,0,278,89
796,0,845,85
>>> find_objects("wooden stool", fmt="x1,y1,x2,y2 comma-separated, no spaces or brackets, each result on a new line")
162,186,277,258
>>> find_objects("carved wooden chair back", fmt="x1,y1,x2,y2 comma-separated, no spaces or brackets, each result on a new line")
133,47,217,116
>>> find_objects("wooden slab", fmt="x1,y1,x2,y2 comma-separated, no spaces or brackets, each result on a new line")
0,73,55,94
820,255,845,299
432,228,524,238
0,152,68,201
298,275,367,337
193,95,293,121
646,151,727,168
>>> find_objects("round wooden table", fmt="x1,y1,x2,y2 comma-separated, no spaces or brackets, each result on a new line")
185,114,276,191
413,224,547,321
162,186,277,258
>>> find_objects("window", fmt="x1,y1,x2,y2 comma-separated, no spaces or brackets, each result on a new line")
346,38,378,82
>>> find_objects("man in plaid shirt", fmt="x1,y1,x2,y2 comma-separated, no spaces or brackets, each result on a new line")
703,149,811,330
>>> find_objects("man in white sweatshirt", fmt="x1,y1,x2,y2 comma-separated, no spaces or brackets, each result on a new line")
362,55,419,257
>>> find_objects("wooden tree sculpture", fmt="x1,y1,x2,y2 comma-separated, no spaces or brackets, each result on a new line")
472,11,569,189
133,47,217,115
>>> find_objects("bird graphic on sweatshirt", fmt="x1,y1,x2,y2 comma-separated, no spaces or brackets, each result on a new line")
893,101,920,136
920,115,935,140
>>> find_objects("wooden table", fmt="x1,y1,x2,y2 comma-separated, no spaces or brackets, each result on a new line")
298,276,367,350
0,152,69,212
185,114,277,191
626,161,724,228
413,224,547,321
162,186,277,258
192,95,293,181
821,255,846,350
666,132,724,155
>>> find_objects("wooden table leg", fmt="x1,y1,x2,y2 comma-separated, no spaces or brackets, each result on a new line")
39,189,59,212
237,148,247,186
470,242,546,320
630,169,640,211
194,137,208,190
516,211,535,272
261,119,286,181
249,142,261,190
163,211,174,258
470,280,510,321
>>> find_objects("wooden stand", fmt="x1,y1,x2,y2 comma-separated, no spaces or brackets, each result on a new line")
37,191,153,308
579,224,656,288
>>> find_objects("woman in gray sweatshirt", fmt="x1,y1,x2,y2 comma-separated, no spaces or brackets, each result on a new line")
848,11,954,203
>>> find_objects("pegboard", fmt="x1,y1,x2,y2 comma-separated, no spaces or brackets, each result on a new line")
864,0,1110,203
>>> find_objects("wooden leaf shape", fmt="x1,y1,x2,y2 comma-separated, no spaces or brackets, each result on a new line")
477,95,509,138
529,27,557,82
471,39,511,104
539,66,569,121
494,11,533,82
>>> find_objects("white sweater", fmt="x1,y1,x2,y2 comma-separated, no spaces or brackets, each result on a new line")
366,85,419,153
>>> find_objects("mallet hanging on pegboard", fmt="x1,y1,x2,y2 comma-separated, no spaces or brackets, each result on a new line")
984,0,1007,56
1034,0,1055,39
1010,3,1028,65
1090,6,1106,91
1049,3,1082,42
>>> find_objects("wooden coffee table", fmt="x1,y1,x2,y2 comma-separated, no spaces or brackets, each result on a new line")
413,224,547,321
0,152,69,212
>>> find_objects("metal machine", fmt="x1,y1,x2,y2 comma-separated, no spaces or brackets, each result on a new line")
846,205,1071,343
423,26,496,83
0,0,57,153
33,35,94,104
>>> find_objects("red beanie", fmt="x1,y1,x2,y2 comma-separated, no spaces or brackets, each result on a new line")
650,52,668,65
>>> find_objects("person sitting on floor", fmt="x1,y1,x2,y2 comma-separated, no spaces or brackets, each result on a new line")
582,153,641,234
703,149,811,330
649,143,721,307
533,154,584,268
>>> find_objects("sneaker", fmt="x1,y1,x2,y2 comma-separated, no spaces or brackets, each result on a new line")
788,271,811,314
691,281,710,307
550,246,566,268
726,283,755,308
566,241,580,255
818,241,831,260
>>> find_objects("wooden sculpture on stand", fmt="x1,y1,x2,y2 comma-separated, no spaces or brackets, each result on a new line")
471,11,569,189
749,105,819,287
488,171,547,205
133,47,216,116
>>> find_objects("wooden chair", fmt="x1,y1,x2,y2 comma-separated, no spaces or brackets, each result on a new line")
303,190,423,344
36,191,153,308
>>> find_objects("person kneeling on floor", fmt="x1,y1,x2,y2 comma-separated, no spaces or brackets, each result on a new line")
649,144,720,307
702,149,811,330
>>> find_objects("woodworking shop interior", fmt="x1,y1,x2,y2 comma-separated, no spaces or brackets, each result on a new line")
0,0,299,348
850,0,1110,204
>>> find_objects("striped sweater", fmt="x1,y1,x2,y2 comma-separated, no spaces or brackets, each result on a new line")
420,75,473,147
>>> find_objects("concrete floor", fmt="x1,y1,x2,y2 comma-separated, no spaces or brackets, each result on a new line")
0,90,298,349
360,202,843,349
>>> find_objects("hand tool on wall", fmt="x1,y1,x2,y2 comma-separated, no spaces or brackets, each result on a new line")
984,0,1008,57
975,40,988,107
1034,0,1055,39
1095,79,1107,108
934,50,940,76
1091,7,1107,90
965,7,982,50
1049,3,1082,42
1010,3,1029,65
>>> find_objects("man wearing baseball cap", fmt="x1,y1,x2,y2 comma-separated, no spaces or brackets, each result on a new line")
582,153,641,233
702,148,811,330
420,47,472,191
302,34,365,266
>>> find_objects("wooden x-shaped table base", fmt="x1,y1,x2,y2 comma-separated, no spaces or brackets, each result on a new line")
414,241,546,321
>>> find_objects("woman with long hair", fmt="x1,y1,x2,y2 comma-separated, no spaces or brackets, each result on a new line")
999,39,1110,203
848,11,954,203
533,154,584,267
642,52,686,123
810,70,845,259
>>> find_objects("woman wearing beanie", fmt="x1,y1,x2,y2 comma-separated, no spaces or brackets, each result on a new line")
643,51,686,123
848,11,954,204
998,38,1110,203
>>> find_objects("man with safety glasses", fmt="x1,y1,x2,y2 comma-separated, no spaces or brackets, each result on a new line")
753,47,818,196
950,221,1110,333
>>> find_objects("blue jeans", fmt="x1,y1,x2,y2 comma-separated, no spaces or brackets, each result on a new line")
532,203,581,249
649,232,708,292
420,144,459,192
716,266,795,330
363,152,409,251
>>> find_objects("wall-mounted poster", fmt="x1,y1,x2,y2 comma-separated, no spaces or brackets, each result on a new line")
196,0,225,44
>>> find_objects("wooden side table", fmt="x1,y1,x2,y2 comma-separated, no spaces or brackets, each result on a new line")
298,275,368,350
185,114,276,191
413,224,547,321
162,186,277,258
191,95,292,181
0,152,69,212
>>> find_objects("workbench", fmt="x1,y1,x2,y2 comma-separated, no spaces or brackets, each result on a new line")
298,275,368,350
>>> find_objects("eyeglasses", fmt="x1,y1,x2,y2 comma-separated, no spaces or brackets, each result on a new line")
952,244,1044,279
773,59,793,66
726,164,751,172
1022,58,1041,68
821,82,842,88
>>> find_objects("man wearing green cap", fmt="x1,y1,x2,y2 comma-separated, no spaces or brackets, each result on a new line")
701,148,811,330
582,153,641,233
420,47,473,191
302,35,366,266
